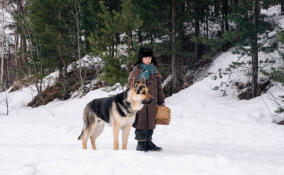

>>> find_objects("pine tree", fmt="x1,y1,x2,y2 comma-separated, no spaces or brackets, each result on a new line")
29,0,78,98
281,0,284,15
221,0,229,33
89,0,142,86
271,31,284,113
223,0,275,98
1,0,5,87
115,0,143,68
5,0,29,81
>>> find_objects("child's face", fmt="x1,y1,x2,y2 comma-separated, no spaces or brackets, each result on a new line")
142,56,152,65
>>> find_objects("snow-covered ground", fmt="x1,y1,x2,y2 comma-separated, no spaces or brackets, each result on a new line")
1,5,284,175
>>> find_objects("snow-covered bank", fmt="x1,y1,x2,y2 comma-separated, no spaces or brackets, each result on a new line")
2,46,284,175
1,77,284,175
1,57,284,175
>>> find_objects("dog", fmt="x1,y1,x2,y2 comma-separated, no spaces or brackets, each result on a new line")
78,78,153,150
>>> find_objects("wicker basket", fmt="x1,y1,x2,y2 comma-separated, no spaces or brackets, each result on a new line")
155,106,171,125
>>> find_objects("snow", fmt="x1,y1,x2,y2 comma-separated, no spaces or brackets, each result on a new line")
2,60,284,175
67,55,103,72
1,5,284,175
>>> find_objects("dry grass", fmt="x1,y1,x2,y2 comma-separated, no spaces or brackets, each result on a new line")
28,67,104,107
9,76,37,93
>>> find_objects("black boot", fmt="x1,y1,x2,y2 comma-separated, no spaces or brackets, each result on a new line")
147,141,162,151
136,141,149,152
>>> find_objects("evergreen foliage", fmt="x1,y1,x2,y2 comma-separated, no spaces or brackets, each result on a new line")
29,0,78,72
3,0,281,99
273,31,284,113
220,0,277,97
89,0,142,86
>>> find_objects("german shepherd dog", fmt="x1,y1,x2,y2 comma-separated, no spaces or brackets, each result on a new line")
78,78,153,150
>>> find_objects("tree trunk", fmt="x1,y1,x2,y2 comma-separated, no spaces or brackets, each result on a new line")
14,33,19,81
1,1,5,86
74,0,84,93
193,1,200,63
222,0,229,32
7,43,10,85
22,37,28,74
127,31,131,59
194,19,199,62
281,1,284,15
17,0,24,80
57,4,68,98
206,7,209,39
251,0,259,97
130,32,133,52
171,0,177,93
234,0,238,6
214,0,220,16
127,31,132,70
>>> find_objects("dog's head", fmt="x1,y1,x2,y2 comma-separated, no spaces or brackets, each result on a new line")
129,77,154,108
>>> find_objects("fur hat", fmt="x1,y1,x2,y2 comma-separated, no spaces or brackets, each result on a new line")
139,48,153,58
134,47,157,66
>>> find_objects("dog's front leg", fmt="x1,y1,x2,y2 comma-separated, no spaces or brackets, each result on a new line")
113,121,120,150
122,126,131,150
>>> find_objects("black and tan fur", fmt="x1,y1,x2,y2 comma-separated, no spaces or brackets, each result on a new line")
78,78,153,150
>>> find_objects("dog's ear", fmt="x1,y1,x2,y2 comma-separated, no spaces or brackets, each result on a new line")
130,77,135,88
140,77,146,85
131,77,139,89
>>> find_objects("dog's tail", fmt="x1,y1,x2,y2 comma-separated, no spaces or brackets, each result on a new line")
78,129,84,140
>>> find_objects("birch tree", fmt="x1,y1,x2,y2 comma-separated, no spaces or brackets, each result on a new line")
1,0,5,87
